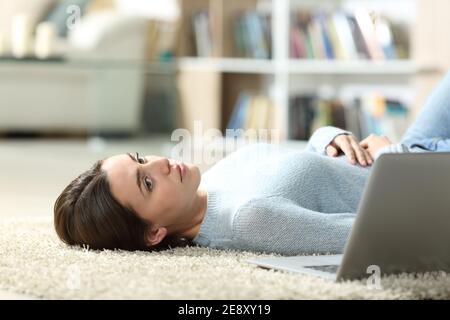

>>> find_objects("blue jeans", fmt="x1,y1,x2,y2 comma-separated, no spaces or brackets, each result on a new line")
401,71,450,151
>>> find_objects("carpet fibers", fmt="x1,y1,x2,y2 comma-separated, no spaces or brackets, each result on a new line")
1,217,450,299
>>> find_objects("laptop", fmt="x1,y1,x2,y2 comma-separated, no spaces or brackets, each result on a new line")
246,152,450,282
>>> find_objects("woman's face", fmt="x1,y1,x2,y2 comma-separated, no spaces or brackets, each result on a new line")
101,153,201,230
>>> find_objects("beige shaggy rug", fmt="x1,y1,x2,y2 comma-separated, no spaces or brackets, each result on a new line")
1,217,450,300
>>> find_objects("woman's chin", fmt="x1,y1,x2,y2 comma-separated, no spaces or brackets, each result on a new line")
186,163,198,173
187,165,201,185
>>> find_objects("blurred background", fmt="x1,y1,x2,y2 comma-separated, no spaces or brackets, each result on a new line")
0,0,449,219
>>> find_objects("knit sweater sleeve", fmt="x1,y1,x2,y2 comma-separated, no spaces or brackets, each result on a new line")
231,196,356,255
305,126,352,155
373,143,410,160
373,137,450,160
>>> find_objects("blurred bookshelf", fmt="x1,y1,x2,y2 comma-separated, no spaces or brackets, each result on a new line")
175,0,425,143
178,58,417,75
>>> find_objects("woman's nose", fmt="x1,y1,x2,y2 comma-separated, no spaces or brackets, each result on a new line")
146,157,170,174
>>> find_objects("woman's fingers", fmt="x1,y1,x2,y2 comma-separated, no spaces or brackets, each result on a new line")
350,140,368,166
326,145,338,157
352,139,374,166
329,134,373,166
359,140,368,148
364,149,373,165
337,137,357,165
359,135,371,148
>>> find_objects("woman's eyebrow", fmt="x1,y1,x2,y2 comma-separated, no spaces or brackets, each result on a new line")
127,153,145,197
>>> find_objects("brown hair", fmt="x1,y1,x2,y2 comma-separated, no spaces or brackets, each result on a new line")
54,159,192,251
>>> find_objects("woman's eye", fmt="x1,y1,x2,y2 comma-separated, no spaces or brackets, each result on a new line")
144,177,153,191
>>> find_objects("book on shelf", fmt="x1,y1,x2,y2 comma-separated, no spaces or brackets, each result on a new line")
191,10,213,57
354,8,385,60
233,10,271,59
227,93,250,131
290,8,409,60
374,16,396,59
189,8,271,59
345,13,371,60
288,93,409,142
288,95,316,140
316,11,335,60
226,92,274,133
329,11,359,60
308,18,325,59
290,11,315,59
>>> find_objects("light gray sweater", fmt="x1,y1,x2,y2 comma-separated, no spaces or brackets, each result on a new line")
192,126,372,255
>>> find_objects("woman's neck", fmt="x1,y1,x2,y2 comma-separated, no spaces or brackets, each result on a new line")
177,190,208,240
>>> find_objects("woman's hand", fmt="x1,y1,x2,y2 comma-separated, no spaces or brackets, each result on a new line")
326,134,373,166
359,134,392,159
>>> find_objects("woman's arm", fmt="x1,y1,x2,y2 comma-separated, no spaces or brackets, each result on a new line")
305,126,351,154
401,71,450,146
373,143,411,160
372,139,450,160
360,134,442,160
306,126,372,166
232,196,356,255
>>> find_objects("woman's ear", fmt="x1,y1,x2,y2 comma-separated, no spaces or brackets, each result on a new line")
146,227,167,246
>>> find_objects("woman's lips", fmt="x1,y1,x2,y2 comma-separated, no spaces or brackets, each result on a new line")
172,162,186,182
178,163,186,182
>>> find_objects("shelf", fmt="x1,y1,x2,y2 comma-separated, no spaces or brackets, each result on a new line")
178,57,275,74
0,57,177,74
288,60,417,75
178,57,418,75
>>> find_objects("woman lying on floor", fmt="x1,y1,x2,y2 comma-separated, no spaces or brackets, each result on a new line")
54,71,450,256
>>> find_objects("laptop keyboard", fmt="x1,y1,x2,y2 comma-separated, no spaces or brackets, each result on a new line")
304,265,340,274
